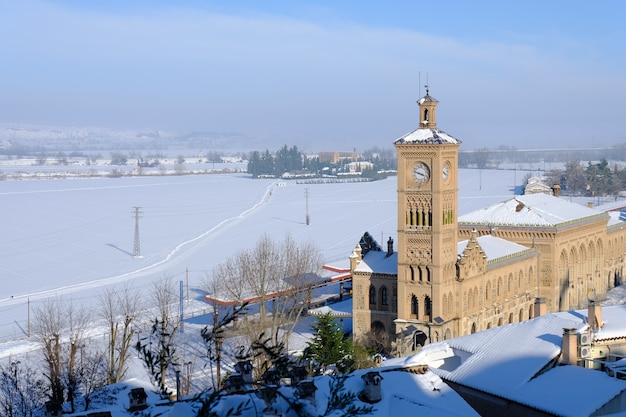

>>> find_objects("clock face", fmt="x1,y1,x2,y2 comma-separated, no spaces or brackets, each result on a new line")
413,162,430,183
442,162,450,181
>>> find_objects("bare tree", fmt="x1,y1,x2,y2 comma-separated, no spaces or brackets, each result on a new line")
33,297,65,412
0,360,46,417
33,297,89,413
136,276,180,395
98,285,141,384
208,234,322,376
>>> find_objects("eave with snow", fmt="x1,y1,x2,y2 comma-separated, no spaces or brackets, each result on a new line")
384,304,626,417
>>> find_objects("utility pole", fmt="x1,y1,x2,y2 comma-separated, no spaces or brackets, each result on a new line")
305,188,310,225
132,207,142,258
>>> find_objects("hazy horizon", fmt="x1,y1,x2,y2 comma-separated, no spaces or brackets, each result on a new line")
2,1,625,152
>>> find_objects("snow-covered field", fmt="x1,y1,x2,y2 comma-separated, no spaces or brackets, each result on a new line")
0,166,619,347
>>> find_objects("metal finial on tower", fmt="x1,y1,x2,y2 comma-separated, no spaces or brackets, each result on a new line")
425,84,429,96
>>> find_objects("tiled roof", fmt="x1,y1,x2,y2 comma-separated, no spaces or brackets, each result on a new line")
384,305,626,416
394,128,461,145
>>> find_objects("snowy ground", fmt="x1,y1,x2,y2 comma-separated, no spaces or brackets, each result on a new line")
1,167,624,372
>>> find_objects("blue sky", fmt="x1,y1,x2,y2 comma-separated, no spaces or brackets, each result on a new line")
1,0,625,151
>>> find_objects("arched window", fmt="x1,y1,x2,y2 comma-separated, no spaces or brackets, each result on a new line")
369,285,376,305
425,296,432,320
411,295,419,318
423,108,429,122
410,265,415,281
418,266,423,282
380,286,388,306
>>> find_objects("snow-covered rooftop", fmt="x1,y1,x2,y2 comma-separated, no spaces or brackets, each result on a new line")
459,234,534,264
394,128,461,145
384,304,626,416
458,193,607,227
354,250,397,275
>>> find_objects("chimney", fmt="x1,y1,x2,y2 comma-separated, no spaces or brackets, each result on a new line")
561,328,578,365
361,371,383,403
386,237,394,257
552,184,561,197
533,297,547,317
588,299,603,332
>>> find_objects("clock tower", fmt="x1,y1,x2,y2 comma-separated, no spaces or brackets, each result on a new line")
394,87,461,350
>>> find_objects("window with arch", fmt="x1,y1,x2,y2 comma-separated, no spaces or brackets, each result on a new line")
485,281,491,300
411,295,419,318
410,265,415,281
369,285,376,305
380,286,388,306
425,295,432,320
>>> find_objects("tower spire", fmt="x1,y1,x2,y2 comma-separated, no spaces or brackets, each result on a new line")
417,85,439,129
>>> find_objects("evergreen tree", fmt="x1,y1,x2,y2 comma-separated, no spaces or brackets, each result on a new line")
306,313,352,373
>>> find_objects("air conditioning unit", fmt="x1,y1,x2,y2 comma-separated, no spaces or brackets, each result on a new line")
579,345,592,359
579,332,592,346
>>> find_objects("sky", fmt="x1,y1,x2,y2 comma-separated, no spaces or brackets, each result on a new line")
2,0,626,151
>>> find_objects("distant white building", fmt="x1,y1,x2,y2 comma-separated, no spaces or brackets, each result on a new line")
524,176,553,195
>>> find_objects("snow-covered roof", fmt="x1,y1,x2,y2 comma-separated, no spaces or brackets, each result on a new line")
417,93,439,104
384,305,626,416
394,128,461,145
354,250,397,275
458,193,607,228
459,234,533,264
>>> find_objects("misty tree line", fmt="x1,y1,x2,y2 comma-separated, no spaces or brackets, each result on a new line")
247,145,397,178
0,234,378,417
544,159,626,197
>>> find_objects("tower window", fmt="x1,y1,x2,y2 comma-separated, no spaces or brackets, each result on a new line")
381,286,388,306
369,285,376,305
411,295,419,318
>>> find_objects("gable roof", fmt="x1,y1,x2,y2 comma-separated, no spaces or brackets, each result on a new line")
458,193,607,228
383,305,626,416
354,249,397,275
458,234,534,265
